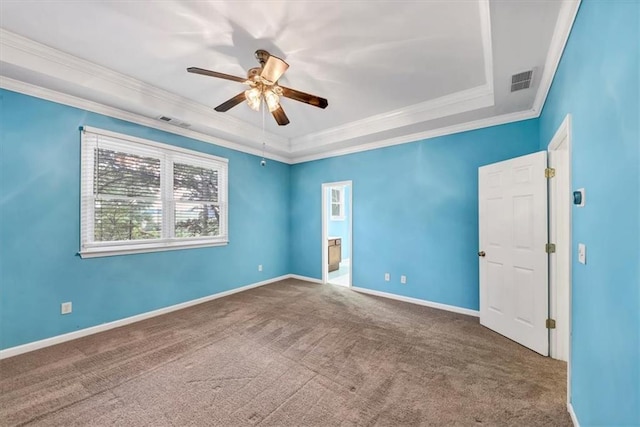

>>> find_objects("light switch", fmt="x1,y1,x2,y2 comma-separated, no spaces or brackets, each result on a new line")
578,243,586,264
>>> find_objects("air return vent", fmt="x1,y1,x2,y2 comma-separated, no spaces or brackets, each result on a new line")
510,70,533,92
156,115,192,128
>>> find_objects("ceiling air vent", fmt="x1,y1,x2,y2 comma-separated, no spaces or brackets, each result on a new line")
510,70,533,92
156,115,191,128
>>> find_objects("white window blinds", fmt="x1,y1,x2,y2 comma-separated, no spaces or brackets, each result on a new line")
80,126,228,258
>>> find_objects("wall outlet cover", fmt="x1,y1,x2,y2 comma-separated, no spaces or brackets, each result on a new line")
61,302,72,315
400,275,407,284
384,273,390,281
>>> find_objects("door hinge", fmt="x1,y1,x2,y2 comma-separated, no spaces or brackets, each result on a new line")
546,318,556,329
545,167,556,178
545,243,556,253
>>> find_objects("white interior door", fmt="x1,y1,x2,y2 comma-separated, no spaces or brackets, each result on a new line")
479,151,549,356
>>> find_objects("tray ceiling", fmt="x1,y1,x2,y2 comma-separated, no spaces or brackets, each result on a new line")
0,1,580,163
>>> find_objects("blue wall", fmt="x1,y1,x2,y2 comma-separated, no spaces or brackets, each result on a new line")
291,120,539,310
538,1,639,425
0,89,291,350
327,185,351,259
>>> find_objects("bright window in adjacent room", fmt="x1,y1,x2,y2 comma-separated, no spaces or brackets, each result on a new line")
330,187,345,220
80,126,228,258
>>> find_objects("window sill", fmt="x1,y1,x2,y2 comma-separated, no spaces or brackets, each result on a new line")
330,216,346,221
79,239,228,258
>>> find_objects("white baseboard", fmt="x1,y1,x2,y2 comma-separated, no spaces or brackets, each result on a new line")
568,403,580,427
0,274,290,360
288,274,324,284
0,275,476,359
351,286,479,317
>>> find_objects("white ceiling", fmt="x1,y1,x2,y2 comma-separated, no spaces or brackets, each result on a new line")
0,1,580,163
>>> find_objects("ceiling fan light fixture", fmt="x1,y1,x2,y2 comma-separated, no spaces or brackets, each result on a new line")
264,89,280,112
189,49,327,126
245,87,261,111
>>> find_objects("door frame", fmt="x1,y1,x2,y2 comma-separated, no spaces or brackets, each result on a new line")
321,180,353,287
547,114,572,404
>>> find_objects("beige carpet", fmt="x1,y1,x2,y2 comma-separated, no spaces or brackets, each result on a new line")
0,279,570,426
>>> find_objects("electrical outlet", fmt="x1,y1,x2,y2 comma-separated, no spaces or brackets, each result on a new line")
384,273,390,281
400,275,407,284
61,302,72,315
258,264,263,272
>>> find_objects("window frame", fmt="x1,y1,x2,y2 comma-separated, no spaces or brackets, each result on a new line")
80,126,228,258
330,187,345,221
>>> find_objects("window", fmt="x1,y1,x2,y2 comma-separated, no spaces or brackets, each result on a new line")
80,126,228,258
330,187,345,220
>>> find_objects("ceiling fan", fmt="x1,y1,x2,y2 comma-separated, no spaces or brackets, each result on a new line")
187,50,328,126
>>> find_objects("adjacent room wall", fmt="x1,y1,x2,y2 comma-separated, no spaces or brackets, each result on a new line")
0,89,291,350
291,120,539,310
538,0,639,424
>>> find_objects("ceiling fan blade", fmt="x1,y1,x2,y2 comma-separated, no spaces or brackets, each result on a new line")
271,105,290,126
260,55,289,83
214,92,246,112
187,67,247,83
280,87,328,109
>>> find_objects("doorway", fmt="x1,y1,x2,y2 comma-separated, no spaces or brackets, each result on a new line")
478,115,572,406
322,181,352,287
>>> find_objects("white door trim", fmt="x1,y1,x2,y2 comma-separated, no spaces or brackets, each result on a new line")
322,181,353,287
547,114,573,405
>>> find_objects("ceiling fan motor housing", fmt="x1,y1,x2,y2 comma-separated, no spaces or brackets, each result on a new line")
247,67,261,79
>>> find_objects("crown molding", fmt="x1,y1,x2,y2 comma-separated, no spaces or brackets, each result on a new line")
290,0,495,151
290,109,538,164
291,84,494,151
0,0,496,156
0,0,580,165
0,29,289,151
532,0,581,114
0,76,291,163
479,0,494,95
3,75,538,167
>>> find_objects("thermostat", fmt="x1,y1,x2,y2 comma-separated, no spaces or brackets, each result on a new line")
573,188,585,207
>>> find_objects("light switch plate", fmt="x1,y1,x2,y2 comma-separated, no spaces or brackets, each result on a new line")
578,243,586,264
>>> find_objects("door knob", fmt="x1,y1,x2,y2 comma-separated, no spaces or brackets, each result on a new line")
478,251,486,257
